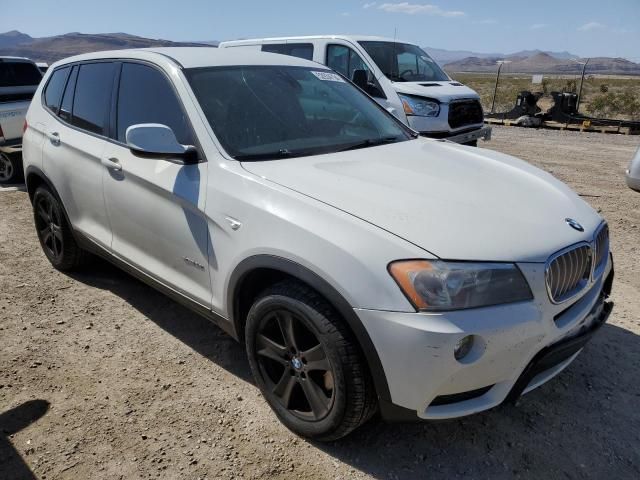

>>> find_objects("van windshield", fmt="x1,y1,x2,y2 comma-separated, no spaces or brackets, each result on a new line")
185,66,413,160
359,41,449,83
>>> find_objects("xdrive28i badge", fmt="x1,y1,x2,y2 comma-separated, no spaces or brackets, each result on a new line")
565,218,584,232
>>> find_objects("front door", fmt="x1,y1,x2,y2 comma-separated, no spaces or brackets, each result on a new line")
102,62,211,306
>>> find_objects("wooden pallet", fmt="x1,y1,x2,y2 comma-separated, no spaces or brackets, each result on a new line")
484,118,637,135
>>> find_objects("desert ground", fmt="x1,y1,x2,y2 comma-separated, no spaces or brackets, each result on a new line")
1,126,639,480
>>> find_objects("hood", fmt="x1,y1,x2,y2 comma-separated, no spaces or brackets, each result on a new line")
242,139,602,262
392,81,480,103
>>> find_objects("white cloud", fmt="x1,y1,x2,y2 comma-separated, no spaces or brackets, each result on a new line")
363,2,377,8
578,21,605,31
530,23,549,30
376,3,465,17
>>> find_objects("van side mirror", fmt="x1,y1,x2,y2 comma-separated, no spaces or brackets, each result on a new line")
351,70,385,99
352,70,368,90
126,124,198,164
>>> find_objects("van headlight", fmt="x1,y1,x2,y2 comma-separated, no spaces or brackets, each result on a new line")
399,94,440,117
389,260,533,311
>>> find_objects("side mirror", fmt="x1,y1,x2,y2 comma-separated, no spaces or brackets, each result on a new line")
352,69,368,90
351,69,385,99
126,124,198,163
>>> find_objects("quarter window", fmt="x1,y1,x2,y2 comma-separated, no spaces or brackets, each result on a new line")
261,43,314,61
43,67,70,113
71,62,116,135
116,63,193,145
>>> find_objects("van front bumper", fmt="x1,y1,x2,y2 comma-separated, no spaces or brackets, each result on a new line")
356,258,613,421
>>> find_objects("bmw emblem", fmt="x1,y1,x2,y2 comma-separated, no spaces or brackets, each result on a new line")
291,357,303,370
565,218,584,232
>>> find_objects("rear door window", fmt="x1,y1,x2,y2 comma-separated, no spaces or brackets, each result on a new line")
0,61,42,87
261,43,314,61
43,67,70,113
115,62,193,145
71,62,116,135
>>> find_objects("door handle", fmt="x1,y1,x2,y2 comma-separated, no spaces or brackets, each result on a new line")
47,131,60,146
101,157,122,172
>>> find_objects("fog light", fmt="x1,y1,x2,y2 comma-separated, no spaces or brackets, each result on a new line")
454,335,474,361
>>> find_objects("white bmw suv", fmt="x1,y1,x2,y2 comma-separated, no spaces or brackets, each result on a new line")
22,48,613,440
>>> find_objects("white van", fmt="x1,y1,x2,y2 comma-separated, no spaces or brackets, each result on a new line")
219,35,491,145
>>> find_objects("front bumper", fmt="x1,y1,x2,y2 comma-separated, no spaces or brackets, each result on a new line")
417,125,492,144
357,256,613,421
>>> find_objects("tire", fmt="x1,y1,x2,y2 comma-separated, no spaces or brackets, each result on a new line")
245,280,377,441
32,186,87,271
0,152,23,184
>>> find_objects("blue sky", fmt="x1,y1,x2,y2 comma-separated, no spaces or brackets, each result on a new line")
3,0,639,60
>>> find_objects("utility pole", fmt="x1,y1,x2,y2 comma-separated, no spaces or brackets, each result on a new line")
576,58,590,114
491,60,510,114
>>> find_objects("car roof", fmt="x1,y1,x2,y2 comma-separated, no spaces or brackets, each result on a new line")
50,47,328,70
219,35,409,44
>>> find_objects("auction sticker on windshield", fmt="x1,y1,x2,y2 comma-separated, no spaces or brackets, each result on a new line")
311,71,344,82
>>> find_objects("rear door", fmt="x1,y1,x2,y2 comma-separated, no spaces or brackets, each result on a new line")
102,62,211,306
41,61,116,248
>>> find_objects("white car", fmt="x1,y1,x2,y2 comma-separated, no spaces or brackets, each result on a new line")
219,35,491,146
626,146,640,191
22,48,613,440
0,56,42,183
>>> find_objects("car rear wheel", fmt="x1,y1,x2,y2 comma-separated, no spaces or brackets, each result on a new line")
245,280,377,441
33,186,87,271
0,152,22,184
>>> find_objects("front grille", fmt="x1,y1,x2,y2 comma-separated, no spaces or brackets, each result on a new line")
448,99,483,129
593,224,609,272
546,245,593,303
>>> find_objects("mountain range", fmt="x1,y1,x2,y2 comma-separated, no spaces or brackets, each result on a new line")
1,31,638,75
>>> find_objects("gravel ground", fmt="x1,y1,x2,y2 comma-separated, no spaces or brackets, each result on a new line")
1,126,639,480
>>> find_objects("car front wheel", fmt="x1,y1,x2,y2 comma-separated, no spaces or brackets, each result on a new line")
245,280,377,441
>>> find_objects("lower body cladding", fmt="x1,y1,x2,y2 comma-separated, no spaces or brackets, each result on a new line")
357,258,613,421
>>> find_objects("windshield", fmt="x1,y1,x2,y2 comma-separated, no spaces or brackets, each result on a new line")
185,66,412,160
359,41,449,82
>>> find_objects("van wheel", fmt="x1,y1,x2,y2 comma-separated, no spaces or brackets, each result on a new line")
33,186,87,271
245,280,377,441
0,152,22,184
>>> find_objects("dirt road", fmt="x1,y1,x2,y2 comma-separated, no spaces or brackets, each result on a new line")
1,126,639,479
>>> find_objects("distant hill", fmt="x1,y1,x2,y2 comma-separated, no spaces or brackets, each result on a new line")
0,31,208,63
425,47,579,64
443,52,640,75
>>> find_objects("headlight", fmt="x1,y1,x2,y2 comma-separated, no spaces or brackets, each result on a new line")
389,260,532,311
399,94,440,117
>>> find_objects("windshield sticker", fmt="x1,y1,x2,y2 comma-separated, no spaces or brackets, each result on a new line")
311,71,345,82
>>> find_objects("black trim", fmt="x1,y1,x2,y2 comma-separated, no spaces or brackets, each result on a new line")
227,254,392,403
0,138,22,147
430,385,493,406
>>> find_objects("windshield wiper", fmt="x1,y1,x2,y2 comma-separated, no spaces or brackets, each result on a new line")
234,148,296,161
337,136,402,152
